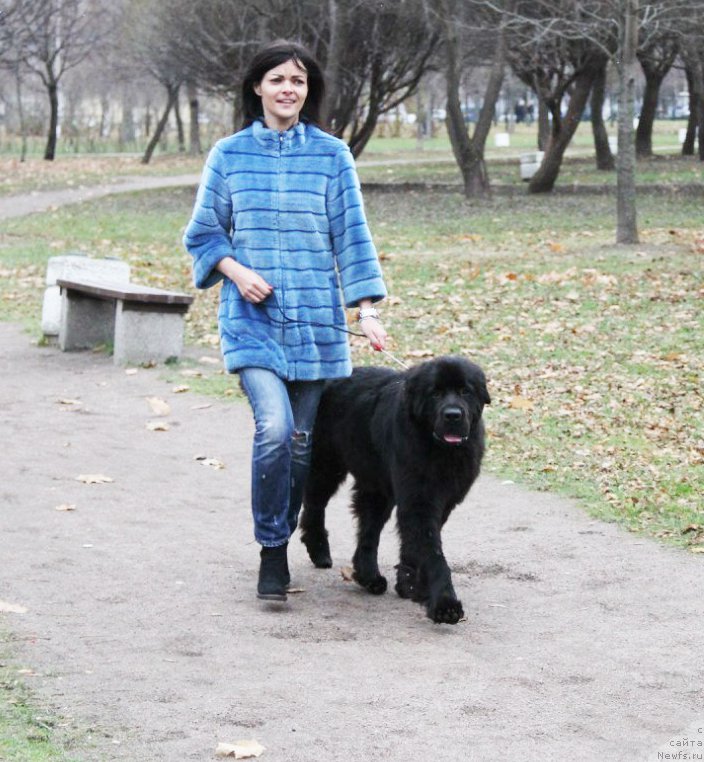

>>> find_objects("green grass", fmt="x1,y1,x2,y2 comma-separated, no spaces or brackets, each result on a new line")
1,172,703,550
0,633,83,761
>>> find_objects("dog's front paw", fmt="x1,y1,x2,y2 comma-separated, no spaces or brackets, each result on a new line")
302,534,333,569
394,563,415,599
394,563,428,601
354,572,388,595
427,594,464,625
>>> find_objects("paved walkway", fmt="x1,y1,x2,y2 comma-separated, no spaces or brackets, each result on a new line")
1,323,703,761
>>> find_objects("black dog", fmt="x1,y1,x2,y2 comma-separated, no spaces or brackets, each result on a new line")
300,356,490,624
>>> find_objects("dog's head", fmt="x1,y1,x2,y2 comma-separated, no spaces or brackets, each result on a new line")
404,356,490,446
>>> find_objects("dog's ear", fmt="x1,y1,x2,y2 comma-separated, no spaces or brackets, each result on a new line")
403,364,427,421
479,378,491,406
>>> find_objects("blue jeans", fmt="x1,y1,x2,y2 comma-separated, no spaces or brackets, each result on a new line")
239,368,325,547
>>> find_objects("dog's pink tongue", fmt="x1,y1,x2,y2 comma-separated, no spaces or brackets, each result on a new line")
444,435,463,444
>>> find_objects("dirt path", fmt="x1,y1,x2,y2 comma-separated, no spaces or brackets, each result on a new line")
1,322,703,761
0,174,203,221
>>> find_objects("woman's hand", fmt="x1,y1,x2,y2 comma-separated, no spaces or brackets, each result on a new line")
359,316,387,352
217,257,273,303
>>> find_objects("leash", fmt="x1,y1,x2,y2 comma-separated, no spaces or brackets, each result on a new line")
258,295,410,370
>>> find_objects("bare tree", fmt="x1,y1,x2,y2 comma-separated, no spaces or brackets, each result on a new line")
171,0,438,157
1,0,107,160
119,0,192,163
0,1,29,159
507,24,608,194
439,0,509,197
486,0,700,243
679,9,704,161
319,0,440,156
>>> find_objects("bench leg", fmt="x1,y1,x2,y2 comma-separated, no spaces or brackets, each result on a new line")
113,302,186,365
59,290,116,351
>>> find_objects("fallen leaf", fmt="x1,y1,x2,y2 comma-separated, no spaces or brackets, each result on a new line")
286,586,306,594
0,600,27,614
509,395,534,410
58,398,81,406
198,356,220,365
406,349,434,358
690,547,704,554
125,368,138,376
172,385,190,393
55,503,76,512
180,369,203,378
147,397,170,416
194,456,225,470
76,474,114,484
191,403,212,410
215,740,266,758
146,420,170,432
340,566,355,582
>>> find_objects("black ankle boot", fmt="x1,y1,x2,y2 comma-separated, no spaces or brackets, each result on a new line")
257,543,289,601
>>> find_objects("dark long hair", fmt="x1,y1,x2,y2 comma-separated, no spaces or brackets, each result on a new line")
241,40,326,129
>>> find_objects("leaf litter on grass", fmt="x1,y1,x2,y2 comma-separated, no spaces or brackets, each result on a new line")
363,234,704,547
2,185,702,548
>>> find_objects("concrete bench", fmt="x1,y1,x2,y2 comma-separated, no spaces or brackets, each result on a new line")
520,151,544,181
57,278,194,365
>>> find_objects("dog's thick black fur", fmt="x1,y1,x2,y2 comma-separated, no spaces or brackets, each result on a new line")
300,356,490,625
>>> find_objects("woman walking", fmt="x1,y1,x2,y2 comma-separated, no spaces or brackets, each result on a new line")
184,41,387,603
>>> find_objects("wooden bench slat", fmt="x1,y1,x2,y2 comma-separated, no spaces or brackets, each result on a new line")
56,278,194,306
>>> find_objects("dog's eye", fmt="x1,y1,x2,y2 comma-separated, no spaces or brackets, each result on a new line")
460,388,472,396
432,390,443,399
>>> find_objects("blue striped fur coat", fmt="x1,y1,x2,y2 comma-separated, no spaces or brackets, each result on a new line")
184,119,387,381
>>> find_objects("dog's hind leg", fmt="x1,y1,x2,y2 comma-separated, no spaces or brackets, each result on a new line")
300,444,346,569
351,488,393,595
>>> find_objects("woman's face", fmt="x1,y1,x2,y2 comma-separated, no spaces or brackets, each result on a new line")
254,58,309,131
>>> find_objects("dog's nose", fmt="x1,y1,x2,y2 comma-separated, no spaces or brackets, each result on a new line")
443,406,463,422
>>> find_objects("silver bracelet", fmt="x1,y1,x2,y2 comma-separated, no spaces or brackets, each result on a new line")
358,307,380,322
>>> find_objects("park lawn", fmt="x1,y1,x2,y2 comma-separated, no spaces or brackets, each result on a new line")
0,185,702,550
1,119,694,197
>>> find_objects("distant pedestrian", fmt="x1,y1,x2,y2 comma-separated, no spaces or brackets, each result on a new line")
183,40,388,603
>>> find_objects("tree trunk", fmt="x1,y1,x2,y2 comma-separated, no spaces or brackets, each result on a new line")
99,94,110,139
324,0,342,130
528,68,595,193
174,87,185,152
591,61,614,170
14,63,28,163
444,17,484,195
635,70,663,158
141,85,178,164
616,0,639,244
120,85,135,148
186,82,201,155
44,80,59,161
473,22,506,151
348,100,381,158
537,96,550,150
686,52,704,161
682,65,697,156
441,0,504,198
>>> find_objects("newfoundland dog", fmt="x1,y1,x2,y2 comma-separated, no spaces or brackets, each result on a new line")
300,356,490,625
